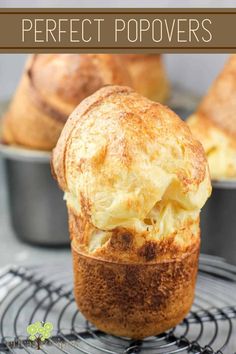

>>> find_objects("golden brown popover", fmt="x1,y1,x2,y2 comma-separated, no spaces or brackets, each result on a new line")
188,55,236,179
52,85,211,338
2,54,132,151
119,54,169,103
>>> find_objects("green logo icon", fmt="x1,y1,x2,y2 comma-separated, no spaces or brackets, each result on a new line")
27,321,53,349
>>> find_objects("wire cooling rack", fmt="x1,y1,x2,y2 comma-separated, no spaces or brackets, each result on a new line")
0,255,235,354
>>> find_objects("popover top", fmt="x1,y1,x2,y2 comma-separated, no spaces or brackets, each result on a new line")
52,86,211,252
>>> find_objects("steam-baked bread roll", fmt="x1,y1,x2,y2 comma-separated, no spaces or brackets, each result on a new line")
188,55,236,179
119,54,169,103
52,86,211,338
2,54,132,151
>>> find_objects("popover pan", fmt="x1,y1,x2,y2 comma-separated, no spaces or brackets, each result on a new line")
201,180,236,265
0,143,69,246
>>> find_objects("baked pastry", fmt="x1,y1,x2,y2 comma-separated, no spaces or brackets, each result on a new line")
119,54,169,103
188,55,236,179
52,86,211,338
2,54,132,151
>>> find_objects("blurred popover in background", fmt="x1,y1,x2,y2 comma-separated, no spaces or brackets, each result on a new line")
119,54,169,103
1,54,170,151
188,55,236,180
1,54,132,151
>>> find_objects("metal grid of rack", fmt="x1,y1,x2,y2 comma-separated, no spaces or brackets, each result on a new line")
0,255,235,353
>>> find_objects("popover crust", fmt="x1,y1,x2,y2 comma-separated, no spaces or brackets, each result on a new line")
2,54,131,150
72,238,199,338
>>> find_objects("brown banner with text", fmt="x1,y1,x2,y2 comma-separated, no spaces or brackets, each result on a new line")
0,9,235,53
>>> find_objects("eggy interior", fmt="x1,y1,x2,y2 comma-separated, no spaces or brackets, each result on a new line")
66,174,208,253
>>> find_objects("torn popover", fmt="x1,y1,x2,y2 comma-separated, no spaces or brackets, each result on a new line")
52,85,211,338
